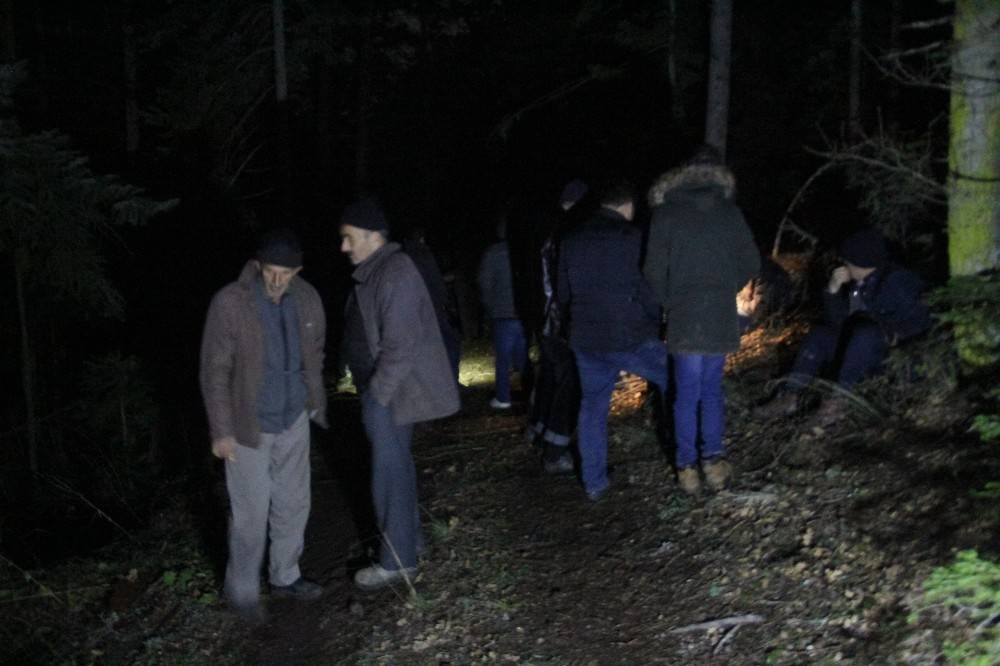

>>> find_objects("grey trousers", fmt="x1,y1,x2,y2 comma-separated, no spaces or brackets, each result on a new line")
223,410,310,606
361,392,422,571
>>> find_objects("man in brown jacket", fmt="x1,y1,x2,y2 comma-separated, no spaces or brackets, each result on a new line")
339,197,459,590
199,228,327,622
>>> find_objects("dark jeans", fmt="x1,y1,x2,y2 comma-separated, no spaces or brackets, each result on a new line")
672,354,726,469
574,340,669,495
361,392,421,571
441,324,462,384
492,318,529,402
529,335,580,446
788,317,888,391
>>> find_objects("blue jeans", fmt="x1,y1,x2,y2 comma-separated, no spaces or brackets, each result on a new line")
788,318,888,390
492,318,528,402
361,392,421,571
574,340,668,495
672,354,726,470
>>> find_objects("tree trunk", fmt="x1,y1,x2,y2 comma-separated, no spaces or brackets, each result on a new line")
316,0,336,205
123,15,139,164
273,0,292,215
886,0,902,131
667,0,684,125
947,0,1000,276
704,0,732,159
32,4,49,115
14,254,38,474
354,3,375,195
848,0,863,137
2,0,14,60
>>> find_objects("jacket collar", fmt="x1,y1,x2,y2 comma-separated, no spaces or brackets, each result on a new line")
235,259,305,299
351,242,401,283
647,163,736,206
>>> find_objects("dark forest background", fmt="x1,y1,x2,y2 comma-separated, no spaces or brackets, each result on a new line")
0,0,955,564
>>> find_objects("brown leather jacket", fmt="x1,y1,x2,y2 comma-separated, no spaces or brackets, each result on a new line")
199,261,327,448
351,243,459,425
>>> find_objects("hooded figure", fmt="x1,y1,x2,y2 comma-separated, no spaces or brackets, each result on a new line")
644,149,760,495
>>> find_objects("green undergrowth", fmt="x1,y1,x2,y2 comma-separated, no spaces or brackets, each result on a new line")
0,495,226,665
909,550,1000,665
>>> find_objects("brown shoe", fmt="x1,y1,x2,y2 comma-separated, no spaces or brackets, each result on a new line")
756,392,800,419
677,467,702,496
703,458,733,491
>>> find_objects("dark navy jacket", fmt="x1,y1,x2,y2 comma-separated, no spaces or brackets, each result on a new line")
557,208,661,354
822,265,931,343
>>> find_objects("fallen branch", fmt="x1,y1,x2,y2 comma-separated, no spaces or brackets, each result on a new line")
0,554,64,607
714,624,741,654
670,614,764,634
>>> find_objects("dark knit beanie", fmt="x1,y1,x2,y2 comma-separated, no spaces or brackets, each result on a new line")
559,179,589,207
256,227,303,268
839,228,888,269
340,197,389,233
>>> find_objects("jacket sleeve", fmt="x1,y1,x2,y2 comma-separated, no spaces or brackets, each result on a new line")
874,270,931,342
643,211,670,307
199,292,236,442
368,257,423,407
731,211,761,290
556,237,572,322
305,288,329,428
822,288,850,327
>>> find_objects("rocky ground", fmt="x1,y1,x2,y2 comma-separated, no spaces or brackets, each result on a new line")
2,331,999,665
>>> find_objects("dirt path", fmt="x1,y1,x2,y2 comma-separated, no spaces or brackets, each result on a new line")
9,339,997,665
278,367,997,664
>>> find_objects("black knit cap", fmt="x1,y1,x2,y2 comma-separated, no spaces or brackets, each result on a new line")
340,196,389,233
839,228,888,269
256,227,303,268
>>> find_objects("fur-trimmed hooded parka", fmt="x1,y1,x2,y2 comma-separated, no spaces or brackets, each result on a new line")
644,163,760,355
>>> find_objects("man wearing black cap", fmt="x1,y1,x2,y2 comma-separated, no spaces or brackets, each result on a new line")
759,228,930,422
339,197,459,590
199,228,328,622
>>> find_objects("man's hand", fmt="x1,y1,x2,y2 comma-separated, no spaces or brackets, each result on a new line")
212,436,238,462
828,266,850,294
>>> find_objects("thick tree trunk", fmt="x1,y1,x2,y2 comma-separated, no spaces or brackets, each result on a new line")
14,255,38,474
947,0,1000,276
273,0,292,215
848,0,863,137
667,0,684,125
704,0,732,159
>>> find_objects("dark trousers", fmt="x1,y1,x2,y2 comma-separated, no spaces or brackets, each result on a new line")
529,335,580,446
575,340,669,495
492,318,529,402
441,324,462,384
361,392,422,571
789,317,888,390
672,354,726,469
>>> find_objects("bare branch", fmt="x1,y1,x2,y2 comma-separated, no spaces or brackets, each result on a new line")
901,16,953,31
671,614,765,634
771,160,837,257
805,144,945,199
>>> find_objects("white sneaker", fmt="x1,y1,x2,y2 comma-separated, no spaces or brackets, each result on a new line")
489,398,512,409
353,564,417,591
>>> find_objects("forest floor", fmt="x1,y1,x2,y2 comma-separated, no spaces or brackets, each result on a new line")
3,331,1000,666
